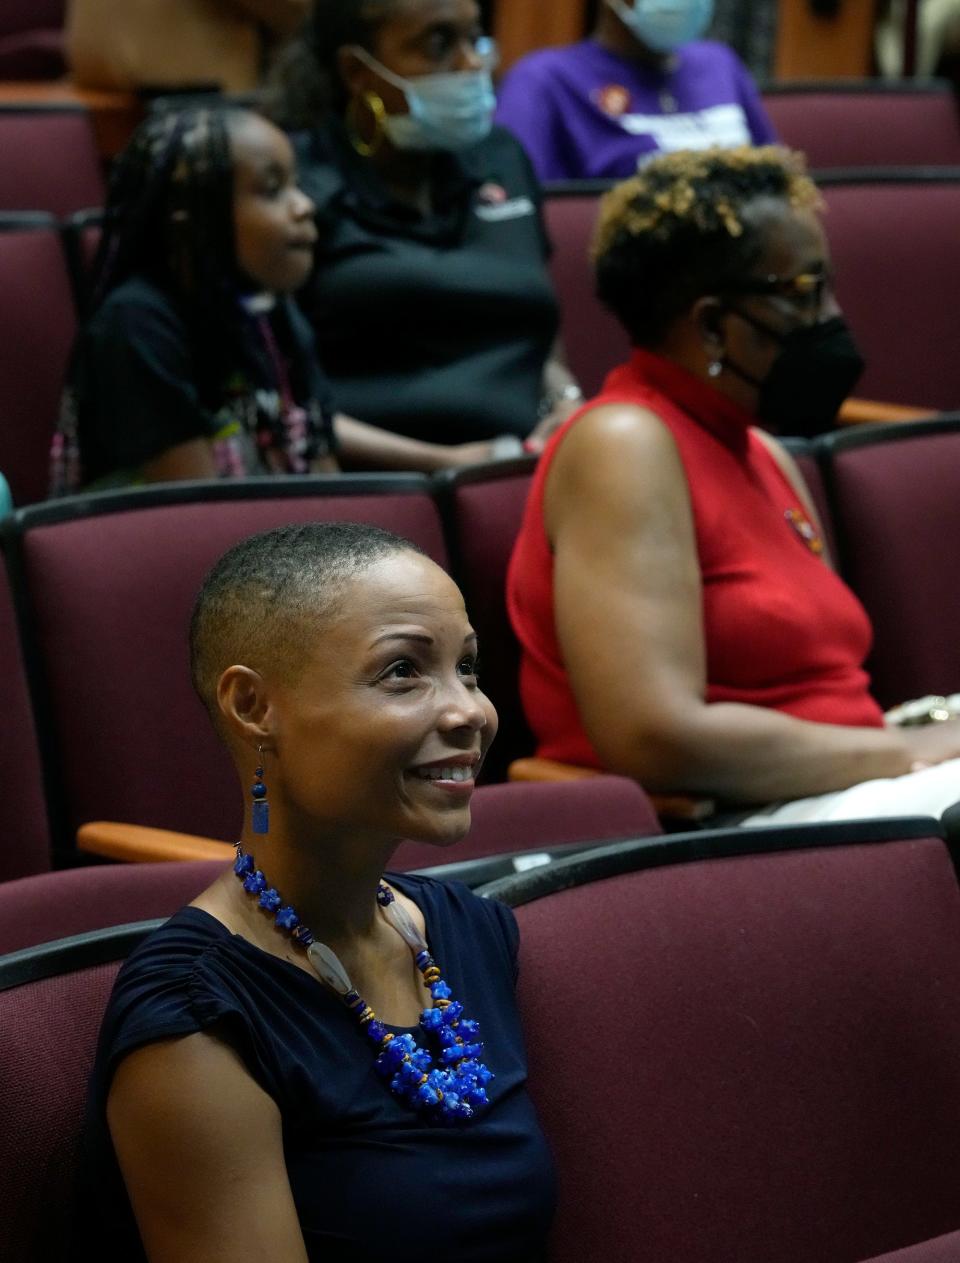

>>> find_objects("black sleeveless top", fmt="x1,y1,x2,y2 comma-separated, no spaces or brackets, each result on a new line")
77,873,556,1261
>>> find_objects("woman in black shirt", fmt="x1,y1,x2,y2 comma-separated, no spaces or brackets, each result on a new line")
282,0,585,448
81,521,556,1260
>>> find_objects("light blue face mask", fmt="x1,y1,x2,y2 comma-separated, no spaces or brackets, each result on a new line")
351,44,497,152
607,0,714,52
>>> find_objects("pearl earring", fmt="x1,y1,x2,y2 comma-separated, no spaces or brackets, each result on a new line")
708,360,722,378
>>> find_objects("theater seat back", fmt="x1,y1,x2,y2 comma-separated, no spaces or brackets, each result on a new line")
491,824,960,1263
8,479,447,852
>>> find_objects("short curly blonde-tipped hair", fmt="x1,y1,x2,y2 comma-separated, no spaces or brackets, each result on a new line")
592,145,822,346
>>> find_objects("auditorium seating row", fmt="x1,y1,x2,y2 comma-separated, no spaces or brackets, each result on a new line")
2,79,960,217
4,812,960,1261
3,166,960,509
3,414,960,883
4,80,960,1263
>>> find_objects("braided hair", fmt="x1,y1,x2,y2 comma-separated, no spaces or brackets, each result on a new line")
271,0,401,128
592,145,821,348
53,105,335,496
92,106,244,312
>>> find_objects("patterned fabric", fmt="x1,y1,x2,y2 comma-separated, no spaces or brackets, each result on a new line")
51,276,336,495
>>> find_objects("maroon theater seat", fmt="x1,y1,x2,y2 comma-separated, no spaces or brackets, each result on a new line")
0,105,103,217
0,1,65,80
438,456,539,781
6,479,447,852
0,860,224,953
0,775,659,952
393,775,660,871
815,418,960,708
0,925,151,1261
482,816,960,1263
820,173,960,410
543,185,630,397
0,214,76,505
762,80,960,169
0,559,50,879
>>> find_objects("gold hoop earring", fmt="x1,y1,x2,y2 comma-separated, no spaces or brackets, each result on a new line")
346,90,387,157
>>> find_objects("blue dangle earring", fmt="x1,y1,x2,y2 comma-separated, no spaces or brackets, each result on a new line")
251,746,269,835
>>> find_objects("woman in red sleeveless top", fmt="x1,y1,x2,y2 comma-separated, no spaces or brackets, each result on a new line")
508,146,960,818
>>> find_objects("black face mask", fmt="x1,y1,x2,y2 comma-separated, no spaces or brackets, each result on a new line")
723,311,866,438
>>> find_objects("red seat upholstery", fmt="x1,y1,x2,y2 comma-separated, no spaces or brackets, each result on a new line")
863,1231,960,1262
8,479,447,850
0,559,49,879
0,214,76,504
0,105,103,216
543,188,631,396
0,777,658,950
0,860,224,953
820,174,960,410
816,418,960,708
0,933,138,1261
762,81,960,169
485,819,960,1263
393,776,659,871
0,0,65,80
439,457,540,781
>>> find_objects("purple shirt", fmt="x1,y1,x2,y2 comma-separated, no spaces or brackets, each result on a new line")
495,39,776,182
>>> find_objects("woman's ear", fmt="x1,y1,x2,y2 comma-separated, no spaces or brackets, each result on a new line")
337,45,372,99
216,665,274,746
692,295,726,359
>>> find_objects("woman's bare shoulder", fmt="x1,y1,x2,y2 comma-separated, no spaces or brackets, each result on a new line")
546,400,688,531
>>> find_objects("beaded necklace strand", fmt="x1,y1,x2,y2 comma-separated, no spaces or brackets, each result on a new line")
233,844,493,1124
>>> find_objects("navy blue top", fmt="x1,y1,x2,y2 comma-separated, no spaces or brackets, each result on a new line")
78,873,556,1261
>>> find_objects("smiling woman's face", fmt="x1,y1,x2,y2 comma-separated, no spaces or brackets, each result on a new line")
266,549,498,849
230,112,317,293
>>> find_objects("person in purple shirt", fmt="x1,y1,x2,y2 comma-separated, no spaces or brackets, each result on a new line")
494,0,776,182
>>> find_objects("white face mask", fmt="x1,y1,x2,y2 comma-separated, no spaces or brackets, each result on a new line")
607,0,714,52
350,44,497,152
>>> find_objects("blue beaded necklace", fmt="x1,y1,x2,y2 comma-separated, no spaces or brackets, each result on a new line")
233,844,493,1124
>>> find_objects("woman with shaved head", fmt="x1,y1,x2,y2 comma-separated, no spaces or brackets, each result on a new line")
78,522,555,1261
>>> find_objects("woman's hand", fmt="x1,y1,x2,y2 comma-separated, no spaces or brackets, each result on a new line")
335,414,515,472
901,719,960,771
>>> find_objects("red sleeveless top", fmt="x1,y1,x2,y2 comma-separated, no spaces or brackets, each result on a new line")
507,348,884,769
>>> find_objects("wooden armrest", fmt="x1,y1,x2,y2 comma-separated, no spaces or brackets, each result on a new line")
77,821,234,863
507,757,715,823
839,397,937,426
0,80,144,156
508,756,601,783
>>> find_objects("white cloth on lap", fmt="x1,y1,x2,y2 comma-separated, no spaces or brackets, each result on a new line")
741,757,960,826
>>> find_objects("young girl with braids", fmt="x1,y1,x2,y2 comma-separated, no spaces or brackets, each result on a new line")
51,106,498,494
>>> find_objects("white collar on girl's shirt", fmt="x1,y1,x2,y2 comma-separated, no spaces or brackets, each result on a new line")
238,291,277,315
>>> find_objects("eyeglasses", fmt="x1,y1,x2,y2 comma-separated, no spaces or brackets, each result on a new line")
725,267,830,309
